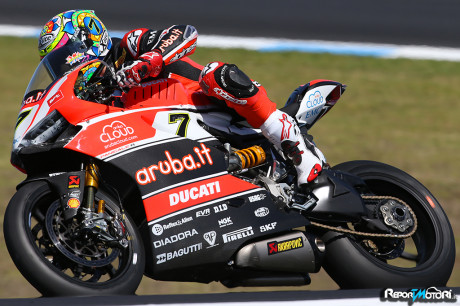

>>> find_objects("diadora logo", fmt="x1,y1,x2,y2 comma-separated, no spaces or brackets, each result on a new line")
153,229,198,248
169,181,221,206
136,143,213,185
306,90,324,109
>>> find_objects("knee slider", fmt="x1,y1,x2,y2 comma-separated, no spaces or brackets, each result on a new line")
218,64,259,98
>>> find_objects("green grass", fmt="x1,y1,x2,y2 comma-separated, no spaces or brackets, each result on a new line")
0,37,459,297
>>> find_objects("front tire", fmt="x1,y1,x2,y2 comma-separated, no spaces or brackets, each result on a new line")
322,161,455,288
3,181,145,296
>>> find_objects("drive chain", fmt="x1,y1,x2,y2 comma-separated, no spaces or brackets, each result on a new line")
310,195,418,239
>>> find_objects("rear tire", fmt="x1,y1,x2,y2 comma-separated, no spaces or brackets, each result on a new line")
4,181,145,296
322,160,455,288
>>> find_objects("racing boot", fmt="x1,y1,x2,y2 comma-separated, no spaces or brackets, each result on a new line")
260,109,325,190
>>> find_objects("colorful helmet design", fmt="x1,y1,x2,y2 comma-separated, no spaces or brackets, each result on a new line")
38,10,112,60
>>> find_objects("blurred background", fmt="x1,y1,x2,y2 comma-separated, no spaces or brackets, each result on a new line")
0,0,458,298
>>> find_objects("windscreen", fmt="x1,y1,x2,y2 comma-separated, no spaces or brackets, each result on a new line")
23,41,91,104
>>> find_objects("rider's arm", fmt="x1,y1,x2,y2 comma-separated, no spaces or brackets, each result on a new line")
121,25,198,65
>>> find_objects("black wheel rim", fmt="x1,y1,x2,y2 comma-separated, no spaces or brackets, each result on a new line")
27,191,133,284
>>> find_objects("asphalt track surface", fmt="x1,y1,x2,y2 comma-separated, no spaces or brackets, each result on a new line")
1,0,460,48
1,0,459,304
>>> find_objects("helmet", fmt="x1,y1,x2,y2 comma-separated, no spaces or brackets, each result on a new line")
38,10,112,60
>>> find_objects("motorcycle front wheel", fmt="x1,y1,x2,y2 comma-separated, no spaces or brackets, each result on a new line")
3,181,145,296
322,160,455,288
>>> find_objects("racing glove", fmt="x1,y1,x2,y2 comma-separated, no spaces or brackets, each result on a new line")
116,51,163,88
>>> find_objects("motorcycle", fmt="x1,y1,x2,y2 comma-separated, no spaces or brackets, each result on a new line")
4,41,455,296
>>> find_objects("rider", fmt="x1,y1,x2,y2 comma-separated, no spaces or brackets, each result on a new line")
38,9,325,192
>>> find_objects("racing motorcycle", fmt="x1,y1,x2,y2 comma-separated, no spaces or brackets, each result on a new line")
4,42,455,296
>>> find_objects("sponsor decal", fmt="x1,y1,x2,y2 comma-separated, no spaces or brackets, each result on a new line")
260,222,277,232
136,143,213,185
268,237,304,255
47,90,64,107
305,107,322,119
203,231,218,248
147,30,158,45
151,224,164,236
152,216,194,234
100,120,136,148
168,41,197,63
213,88,247,105
67,198,80,209
141,78,167,88
39,34,54,49
157,28,184,53
254,207,270,217
66,52,88,65
218,216,233,228
306,90,324,109
156,242,202,264
68,175,80,188
23,90,45,106
279,113,293,141
222,226,254,243
169,181,220,206
144,175,259,221
153,229,198,248
213,203,228,213
196,208,211,218
127,30,143,57
249,194,267,203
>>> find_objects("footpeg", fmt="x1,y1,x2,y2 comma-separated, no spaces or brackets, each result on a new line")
290,193,318,212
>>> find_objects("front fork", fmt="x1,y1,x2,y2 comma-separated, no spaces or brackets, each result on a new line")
79,161,128,247
83,162,105,213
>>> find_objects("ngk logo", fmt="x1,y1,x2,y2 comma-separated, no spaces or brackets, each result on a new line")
100,121,134,143
136,143,213,185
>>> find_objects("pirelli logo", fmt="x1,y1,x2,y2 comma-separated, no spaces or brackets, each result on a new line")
267,237,304,255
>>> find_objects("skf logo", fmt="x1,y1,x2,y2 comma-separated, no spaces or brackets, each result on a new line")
267,237,304,255
68,176,80,189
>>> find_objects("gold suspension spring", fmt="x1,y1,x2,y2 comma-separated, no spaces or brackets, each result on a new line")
234,145,266,169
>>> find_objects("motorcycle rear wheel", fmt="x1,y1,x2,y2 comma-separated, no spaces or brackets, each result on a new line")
3,181,145,296
322,160,455,288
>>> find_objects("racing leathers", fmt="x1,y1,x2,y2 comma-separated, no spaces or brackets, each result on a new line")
106,25,325,188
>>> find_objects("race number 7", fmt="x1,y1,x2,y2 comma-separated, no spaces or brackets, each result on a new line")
168,113,191,137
